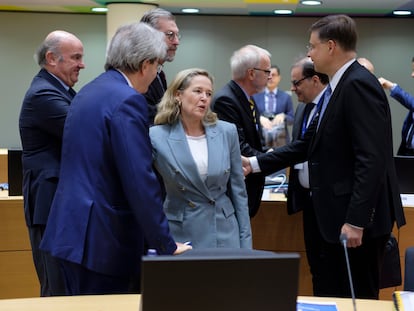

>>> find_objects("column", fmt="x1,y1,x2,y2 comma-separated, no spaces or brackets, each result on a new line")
106,3,157,43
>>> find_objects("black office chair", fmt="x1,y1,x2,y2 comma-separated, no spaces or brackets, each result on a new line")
404,246,414,291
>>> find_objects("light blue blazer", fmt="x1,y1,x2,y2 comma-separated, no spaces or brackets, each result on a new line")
150,119,252,249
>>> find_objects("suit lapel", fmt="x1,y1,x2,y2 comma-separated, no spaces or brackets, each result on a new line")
310,62,356,153
167,121,211,197
205,123,222,187
293,104,306,140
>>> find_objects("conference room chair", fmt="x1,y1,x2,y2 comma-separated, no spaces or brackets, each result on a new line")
404,246,414,291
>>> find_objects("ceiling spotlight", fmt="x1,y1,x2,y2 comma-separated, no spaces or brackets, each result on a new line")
181,8,200,13
91,7,108,13
274,9,293,15
300,0,322,5
393,10,412,16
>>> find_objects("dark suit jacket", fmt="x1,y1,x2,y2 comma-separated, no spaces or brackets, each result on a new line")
144,70,167,125
285,103,311,215
257,61,406,243
389,85,414,155
19,68,74,227
211,80,265,217
40,69,176,277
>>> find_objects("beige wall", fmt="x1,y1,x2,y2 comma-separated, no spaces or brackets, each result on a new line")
1,12,414,153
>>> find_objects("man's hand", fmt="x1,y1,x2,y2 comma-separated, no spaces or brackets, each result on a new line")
260,116,273,130
378,77,394,90
173,242,192,255
340,223,363,248
272,113,286,126
241,156,252,176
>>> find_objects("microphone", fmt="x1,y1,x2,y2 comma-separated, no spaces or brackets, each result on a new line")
340,233,357,311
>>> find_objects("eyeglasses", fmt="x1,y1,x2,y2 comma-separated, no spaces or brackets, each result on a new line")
253,68,272,76
164,31,181,41
291,76,311,87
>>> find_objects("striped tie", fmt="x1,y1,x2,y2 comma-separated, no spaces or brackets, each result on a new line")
249,97,257,124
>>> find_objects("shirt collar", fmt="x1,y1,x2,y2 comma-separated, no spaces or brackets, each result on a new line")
329,58,355,93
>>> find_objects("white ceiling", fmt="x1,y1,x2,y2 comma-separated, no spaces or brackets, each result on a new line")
0,0,413,16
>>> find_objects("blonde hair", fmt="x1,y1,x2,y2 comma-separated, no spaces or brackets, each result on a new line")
154,68,218,125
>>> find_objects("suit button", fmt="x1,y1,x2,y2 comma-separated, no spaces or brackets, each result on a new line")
188,201,196,208
209,200,215,205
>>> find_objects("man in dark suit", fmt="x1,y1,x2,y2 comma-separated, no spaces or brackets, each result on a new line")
211,44,271,218
253,65,294,148
244,15,406,299
40,22,191,295
286,57,329,218
141,8,180,125
378,58,414,156
19,30,85,296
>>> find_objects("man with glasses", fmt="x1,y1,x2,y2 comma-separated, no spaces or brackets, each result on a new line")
253,65,294,148
243,15,405,299
287,57,329,217
141,8,180,125
211,44,271,218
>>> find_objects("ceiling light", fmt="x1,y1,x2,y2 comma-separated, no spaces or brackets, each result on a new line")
181,8,200,13
273,9,293,15
91,7,108,13
393,10,412,16
300,0,322,5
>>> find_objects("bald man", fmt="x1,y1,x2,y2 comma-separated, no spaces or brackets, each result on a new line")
357,57,375,73
19,30,85,296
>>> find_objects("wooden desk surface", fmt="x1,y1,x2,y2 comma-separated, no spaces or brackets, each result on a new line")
0,294,393,311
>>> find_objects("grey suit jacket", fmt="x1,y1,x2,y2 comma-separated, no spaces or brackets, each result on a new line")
150,120,252,249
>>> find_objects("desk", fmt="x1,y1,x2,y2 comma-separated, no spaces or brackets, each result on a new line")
251,195,414,301
1,193,413,300
0,294,393,311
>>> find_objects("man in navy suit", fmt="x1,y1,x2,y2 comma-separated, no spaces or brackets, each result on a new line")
211,44,271,218
19,30,85,296
378,58,414,156
40,22,191,295
244,15,405,299
253,65,294,148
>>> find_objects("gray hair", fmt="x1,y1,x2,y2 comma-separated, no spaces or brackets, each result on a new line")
104,22,167,72
35,30,75,66
140,8,175,29
230,45,271,80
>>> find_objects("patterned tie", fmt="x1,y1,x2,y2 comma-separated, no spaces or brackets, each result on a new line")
268,92,276,114
249,97,257,124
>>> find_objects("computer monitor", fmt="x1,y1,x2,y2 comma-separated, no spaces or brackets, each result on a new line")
7,149,22,196
394,156,414,194
140,248,300,311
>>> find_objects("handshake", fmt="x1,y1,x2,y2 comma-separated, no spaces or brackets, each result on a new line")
241,156,252,176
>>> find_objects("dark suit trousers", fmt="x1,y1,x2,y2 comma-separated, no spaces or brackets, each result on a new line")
59,259,141,295
303,199,389,299
28,225,66,296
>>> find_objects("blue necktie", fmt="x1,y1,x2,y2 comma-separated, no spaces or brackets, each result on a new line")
407,123,414,149
317,84,332,127
267,92,276,114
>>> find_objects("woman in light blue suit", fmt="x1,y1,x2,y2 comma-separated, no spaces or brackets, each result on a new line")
150,68,252,249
